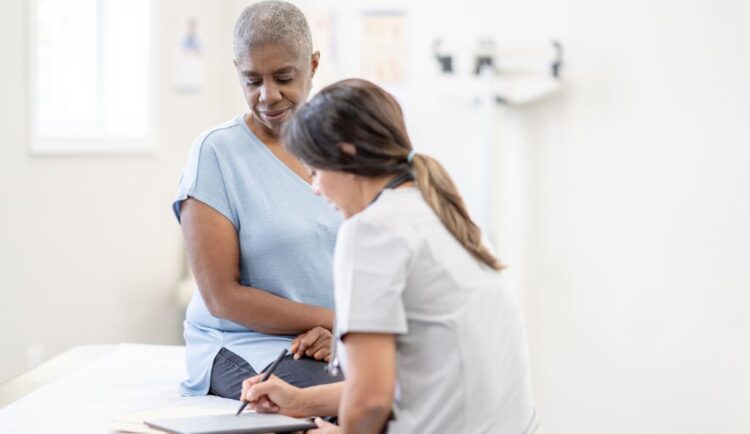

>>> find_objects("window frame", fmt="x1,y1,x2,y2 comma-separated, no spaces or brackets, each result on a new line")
27,0,161,156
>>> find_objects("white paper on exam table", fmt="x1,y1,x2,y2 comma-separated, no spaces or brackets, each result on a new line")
0,344,238,434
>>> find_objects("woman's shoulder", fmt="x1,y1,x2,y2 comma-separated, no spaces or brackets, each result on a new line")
365,188,434,228
176,116,261,191
191,116,252,153
340,189,428,247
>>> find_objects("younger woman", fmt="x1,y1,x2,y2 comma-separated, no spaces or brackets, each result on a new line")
241,79,541,434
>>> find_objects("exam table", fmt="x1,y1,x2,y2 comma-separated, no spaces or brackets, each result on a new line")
0,344,239,433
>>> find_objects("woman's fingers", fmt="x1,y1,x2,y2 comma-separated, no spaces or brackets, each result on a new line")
290,335,301,354
243,379,282,414
307,332,331,360
240,375,264,402
293,326,333,360
305,337,330,357
296,327,324,359
306,417,340,433
312,345,330,361
254,396,280,413
242,374,304,418
315,417,336,427
244,377,276,402
294,332,315,359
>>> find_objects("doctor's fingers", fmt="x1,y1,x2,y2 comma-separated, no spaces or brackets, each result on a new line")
243,378,276,402
251,396,280,413
306,417,340,433
244,375,300,408
240,374,265,400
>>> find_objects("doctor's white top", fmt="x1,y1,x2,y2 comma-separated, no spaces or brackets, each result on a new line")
334,187,540,434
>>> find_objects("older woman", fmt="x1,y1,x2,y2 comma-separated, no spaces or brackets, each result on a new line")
172,1,343,399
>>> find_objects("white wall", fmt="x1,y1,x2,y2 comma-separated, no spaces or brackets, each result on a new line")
366,0,750,433
2,1,749,432
514,1,750,433
0,0,239,383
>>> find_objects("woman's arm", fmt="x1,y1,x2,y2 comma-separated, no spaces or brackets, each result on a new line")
337,333,396,434
180,198,333,334
241,333,396,432
242,375,343,418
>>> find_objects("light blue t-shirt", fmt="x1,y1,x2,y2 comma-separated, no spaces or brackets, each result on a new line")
172,115,341,396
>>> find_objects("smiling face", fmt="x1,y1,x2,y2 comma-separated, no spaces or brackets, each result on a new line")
235,43,318,138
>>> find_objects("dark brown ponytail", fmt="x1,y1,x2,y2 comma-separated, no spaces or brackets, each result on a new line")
283,78,503,270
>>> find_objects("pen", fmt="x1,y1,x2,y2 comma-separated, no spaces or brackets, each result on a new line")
235,348,288,416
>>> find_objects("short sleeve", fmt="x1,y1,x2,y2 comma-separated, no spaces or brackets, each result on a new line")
172,136,238,228
334,218,411,337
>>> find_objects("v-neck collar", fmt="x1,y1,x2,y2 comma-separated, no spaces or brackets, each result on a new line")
236,114,313,190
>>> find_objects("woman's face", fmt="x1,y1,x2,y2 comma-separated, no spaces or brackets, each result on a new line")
310,168,362,219
235,43,318,138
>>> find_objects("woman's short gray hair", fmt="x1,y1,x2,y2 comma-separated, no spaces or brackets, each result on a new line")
233,1,313,60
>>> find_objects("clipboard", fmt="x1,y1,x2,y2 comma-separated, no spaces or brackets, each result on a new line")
145,412,316,434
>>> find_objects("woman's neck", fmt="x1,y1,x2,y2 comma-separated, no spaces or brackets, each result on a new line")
244,114,280,146
359,175,415,210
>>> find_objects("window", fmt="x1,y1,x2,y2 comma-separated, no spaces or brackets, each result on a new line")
29,0,157,154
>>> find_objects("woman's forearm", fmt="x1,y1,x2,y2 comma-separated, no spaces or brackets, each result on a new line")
210,282,334,334
335,333,397,434
338,387,391,434
297,382,344,417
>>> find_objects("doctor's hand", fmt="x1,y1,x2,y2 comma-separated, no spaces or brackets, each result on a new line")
241,374,306,418
291,326,332,362
306,417,340,433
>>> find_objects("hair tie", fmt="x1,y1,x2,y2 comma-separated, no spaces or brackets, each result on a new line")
406,150,416,164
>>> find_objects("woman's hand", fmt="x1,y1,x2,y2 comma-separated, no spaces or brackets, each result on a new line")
291,326,333,361
306,417,341,433
240,374,306,418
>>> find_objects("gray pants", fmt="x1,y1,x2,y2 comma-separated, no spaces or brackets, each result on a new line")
209,347,344,400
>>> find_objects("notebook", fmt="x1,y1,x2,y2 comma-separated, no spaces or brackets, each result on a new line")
144,412,316,434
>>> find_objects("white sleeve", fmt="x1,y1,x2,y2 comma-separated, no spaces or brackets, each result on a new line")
334,218,411,337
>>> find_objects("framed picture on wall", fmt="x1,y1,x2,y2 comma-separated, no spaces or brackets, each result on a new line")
173,16,204,93
360,10,407,85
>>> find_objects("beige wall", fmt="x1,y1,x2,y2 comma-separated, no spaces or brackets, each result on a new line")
0,0,239,383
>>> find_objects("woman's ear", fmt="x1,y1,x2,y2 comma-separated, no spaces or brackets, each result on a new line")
338,142,357,156
311,51,320,77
